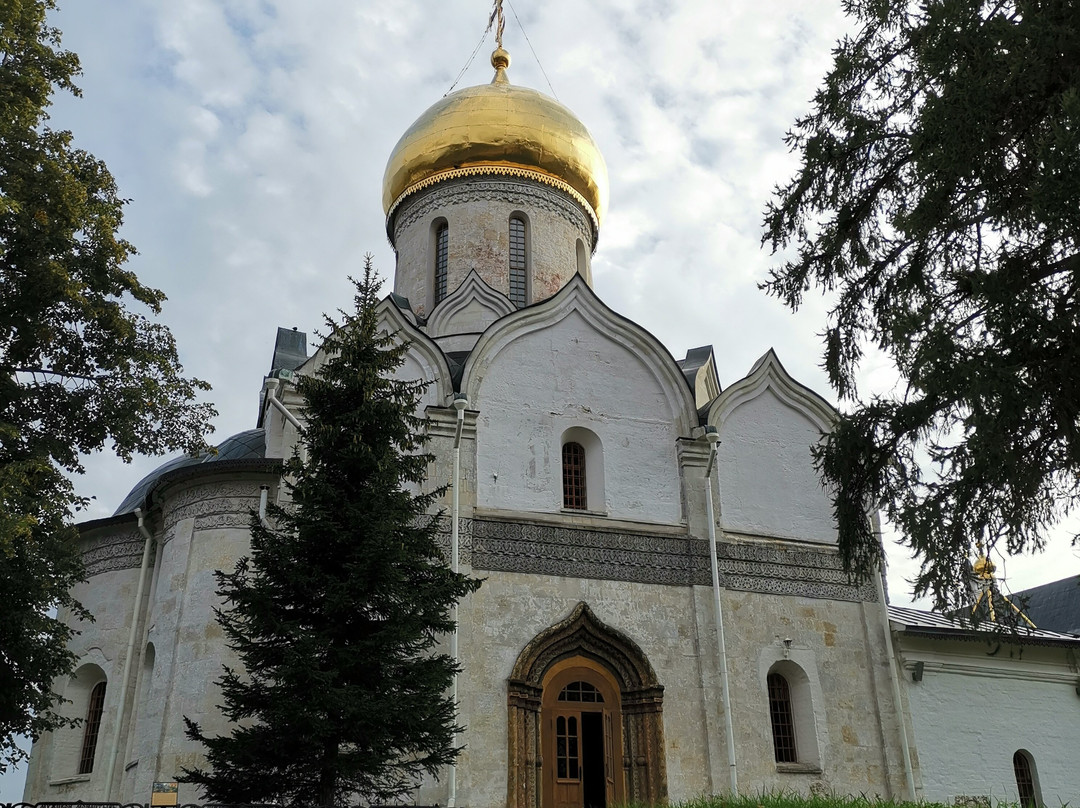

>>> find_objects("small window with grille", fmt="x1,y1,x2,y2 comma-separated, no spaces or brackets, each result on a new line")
509,215,527,307
78,681,107,774
1014,750,1038,808
767,672,798,764
562,442,587,510
434,222,449,304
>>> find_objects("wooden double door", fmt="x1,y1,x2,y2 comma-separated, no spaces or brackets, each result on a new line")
542,661,623,808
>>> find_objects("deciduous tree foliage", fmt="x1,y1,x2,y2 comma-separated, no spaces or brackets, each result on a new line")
0,0,214,769
763,0,1080,609
184,261,481,807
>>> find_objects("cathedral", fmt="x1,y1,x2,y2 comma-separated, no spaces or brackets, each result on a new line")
23,37,1080,808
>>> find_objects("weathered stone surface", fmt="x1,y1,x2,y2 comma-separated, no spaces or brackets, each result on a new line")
471,517,876,601
81,528,145,576
392,175,593,317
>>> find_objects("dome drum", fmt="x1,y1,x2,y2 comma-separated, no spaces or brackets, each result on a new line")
391,174,594,316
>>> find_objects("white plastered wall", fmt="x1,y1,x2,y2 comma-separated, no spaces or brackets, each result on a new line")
133,478,266,804
433,573,906,807
267,300,451,467
26,557,146,801
50,660,109,792
468,307,687,524
899,638,1080,804
707,349,838,545
716,386,834,542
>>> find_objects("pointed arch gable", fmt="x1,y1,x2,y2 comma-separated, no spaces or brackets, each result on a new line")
426,268,516,339
262,300,453,461
461,275,697,433
707,349,839,544
707,349,837,433
462,277,696,522
296,297,453,402
377,297,455,405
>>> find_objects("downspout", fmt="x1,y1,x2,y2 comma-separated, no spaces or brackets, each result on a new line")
447,394,467,808
264,378,305,461
703,426,737,794
873,545,917,799
259,484,270,528
104,507,154,799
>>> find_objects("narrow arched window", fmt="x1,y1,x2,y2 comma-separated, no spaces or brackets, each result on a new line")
562,442,587,510
1014,750,1039,807
78,681,107,774
434,221,449,304
767,672,797,763
509,215,527,307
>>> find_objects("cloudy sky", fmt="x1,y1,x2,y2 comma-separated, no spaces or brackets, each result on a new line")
4,0,1076,797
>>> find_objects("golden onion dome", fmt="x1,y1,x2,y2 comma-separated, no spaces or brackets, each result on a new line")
383,49,609,228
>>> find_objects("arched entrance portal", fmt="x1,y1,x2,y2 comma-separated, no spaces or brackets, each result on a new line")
507,603,667,808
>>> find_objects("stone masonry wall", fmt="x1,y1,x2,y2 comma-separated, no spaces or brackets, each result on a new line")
391,176,594,317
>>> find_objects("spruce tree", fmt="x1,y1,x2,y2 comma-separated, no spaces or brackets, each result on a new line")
184,258,480,806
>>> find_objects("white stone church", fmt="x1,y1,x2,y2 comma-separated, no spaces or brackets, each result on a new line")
24,44,1080,808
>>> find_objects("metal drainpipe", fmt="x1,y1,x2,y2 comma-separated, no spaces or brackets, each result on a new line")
103,507,155,799
259,484,270,528
264,378,305,462
447,394,467,808
873,548,917,799
703,427,738,794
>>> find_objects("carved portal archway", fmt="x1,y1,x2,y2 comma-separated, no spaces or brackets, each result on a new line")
507,602,667,808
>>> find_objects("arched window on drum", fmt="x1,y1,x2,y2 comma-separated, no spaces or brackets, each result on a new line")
509,214,528,308
433,219,449,305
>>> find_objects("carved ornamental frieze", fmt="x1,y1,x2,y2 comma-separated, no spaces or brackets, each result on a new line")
161,481,265,540
432,515,473,565
81,528,146,577
471,518,876,602
393,176,593,244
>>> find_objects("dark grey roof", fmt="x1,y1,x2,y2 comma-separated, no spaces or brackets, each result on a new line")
270,327,308,373
389,292,413,313
888,604,1080,646
445,350,471,391
677,345,717,391
1012,576,1080,635
113,428,267,515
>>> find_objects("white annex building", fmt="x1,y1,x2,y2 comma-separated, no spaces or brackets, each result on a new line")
24,42,1080,808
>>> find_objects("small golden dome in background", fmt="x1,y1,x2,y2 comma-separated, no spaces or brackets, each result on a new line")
973,555,996,578
382,50,609,229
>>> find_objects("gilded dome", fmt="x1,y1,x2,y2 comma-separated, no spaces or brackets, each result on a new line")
382,51,609,227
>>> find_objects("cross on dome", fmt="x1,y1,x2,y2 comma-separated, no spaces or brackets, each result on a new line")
488,0,506,51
